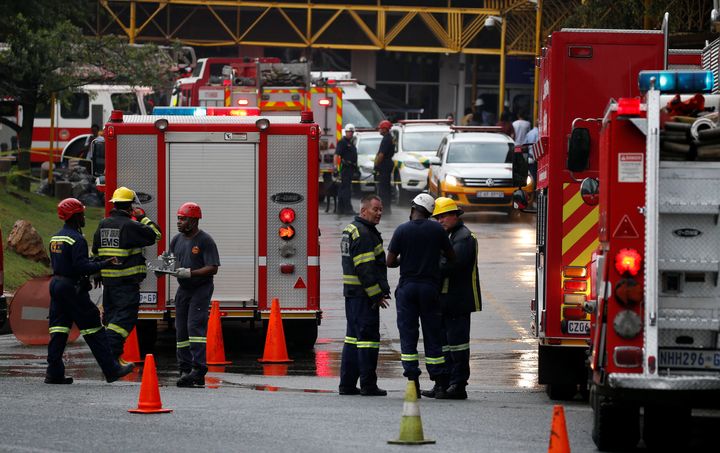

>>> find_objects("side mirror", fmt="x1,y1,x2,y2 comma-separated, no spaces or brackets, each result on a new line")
580,177,599,206
513,189,528,210
512,151,528,187
567,127,591,172
429,156,441,166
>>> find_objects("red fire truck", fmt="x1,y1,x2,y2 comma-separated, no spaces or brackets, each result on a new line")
531,28,667,399
575,69,720,451
101,107,321,349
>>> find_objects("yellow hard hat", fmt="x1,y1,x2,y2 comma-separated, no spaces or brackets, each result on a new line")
110,186,136,203
432,197,463,217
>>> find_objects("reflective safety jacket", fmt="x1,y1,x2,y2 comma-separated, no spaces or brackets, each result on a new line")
92,209,161,286
439,221,482,314
50,225,103,281
341,217,390,302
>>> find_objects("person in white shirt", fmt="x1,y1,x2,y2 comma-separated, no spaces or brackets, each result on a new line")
512,112,531,145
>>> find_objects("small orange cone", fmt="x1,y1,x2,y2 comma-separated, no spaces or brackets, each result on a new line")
258,298,293,363
128,354,172,414
121,327,143,364
206,300,231,365
548,405,570,453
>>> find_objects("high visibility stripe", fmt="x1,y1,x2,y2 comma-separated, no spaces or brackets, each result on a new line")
343,224,359,240
373,243,384,256
570,238,600,268
562,184,584,222
562,206,599,255
442,345,451,353
447,343,470,352
441,277,449,294
101,265,147,278
471,233,481,311
353,252,375,266
425,356,446,365
364,284,381,297
177,341,190,348
189,336,207,343
344,336,358,344
49,326,71,334
141,217,162,240
50,236,75,245
343,275,361,285
97,247,142,257
80,326,103,336
401,353,419,361
356,341,380,349
107,323,129,338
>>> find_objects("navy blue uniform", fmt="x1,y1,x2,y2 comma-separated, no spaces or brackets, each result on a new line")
375,134,395,212
170,230,220,376
47,226,123,380
438,221,482,387
340,217,390,392
335,136,357,215
388,219,452,381
92,209,161,357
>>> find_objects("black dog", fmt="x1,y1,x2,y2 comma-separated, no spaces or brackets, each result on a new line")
324,179,339,213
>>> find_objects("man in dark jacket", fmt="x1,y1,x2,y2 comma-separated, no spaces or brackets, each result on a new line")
335,124,358,215
423,197,481,400
374,120,395,214
92,186,162,360
339,194,390,396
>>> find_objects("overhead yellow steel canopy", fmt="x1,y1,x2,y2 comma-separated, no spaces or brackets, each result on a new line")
96,0,579,55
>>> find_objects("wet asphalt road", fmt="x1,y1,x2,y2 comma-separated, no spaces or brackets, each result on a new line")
1,202,716,451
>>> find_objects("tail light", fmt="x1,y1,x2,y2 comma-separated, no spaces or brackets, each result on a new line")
105,126,115,140
279,208,295,224
562,305,586,320
648,355,656,373
613,310,642,339
563,266,587,278
614,346,643,368
237,99,249,105
615,278,643,306
564,280,587,293
615,248,642,276
318,98,332,107
279,225,295,240
280,264,295,274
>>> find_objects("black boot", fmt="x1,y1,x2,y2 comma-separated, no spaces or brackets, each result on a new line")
177,369,205,387
44,375,73,384
421,382,447,399
360,386,387,396
436,384,468,400
106,361,135,383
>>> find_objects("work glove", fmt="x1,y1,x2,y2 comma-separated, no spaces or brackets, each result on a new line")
176,268,191,279
132,207,146,221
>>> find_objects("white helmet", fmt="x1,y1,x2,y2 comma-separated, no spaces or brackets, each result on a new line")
474,98,484,107
344,123,356,133
412,193,435,215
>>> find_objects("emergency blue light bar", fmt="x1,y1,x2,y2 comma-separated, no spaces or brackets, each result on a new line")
152,106,207,116
638,70,714,93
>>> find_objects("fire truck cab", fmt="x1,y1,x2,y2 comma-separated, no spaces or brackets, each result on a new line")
101,107,321,349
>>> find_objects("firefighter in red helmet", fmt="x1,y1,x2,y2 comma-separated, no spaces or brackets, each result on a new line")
170,202,220,387
47,198,134,384
374,120,395,214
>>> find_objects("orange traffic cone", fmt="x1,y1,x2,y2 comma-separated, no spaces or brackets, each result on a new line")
257,298,293,363
121,327,143,364
206,300,231,365
128,354,172,414
548,405,571,453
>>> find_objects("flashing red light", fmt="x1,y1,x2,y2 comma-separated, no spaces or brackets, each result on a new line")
279,208,296,224
563,279,587,293
105,126,115,140
615,248,642,276
318,98,332,107
222,79,231,86
279,225,296,240
617,98,642,116
237,99,250,105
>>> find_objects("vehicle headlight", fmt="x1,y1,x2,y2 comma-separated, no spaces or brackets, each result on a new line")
445,174,462,187
527,175,533,186
613,310,642,339
404,160,425,171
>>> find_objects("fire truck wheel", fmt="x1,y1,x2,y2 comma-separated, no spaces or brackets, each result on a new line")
545,383,576,401
642,405,690,451
136,320,158,354
591,386,640,451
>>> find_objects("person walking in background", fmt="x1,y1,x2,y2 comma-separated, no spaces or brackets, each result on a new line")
339,194,390,396
374,120,395,214
335,124,358,216
512,111,532,145
386,193,455,398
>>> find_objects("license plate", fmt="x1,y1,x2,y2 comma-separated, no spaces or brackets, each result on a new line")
567,320,590,335
140,292,158,304
476,191,504,198
659,349,720,370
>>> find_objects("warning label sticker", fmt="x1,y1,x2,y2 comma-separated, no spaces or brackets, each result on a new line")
613,214,640,238
618,153,644,183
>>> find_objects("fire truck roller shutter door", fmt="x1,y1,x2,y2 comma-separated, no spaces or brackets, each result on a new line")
168,143,257,305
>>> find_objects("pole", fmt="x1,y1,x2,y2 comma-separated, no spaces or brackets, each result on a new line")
498,16,507,119
48,93,55,186
130,1,137,44
532,0,543,124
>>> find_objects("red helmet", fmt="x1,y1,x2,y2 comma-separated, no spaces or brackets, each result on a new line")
57,198,85,221
378,120,392,130
177,202,202,219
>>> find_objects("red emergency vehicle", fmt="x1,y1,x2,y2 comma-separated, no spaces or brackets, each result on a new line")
101,107,321,349
532,28,666,399
577,69,720,451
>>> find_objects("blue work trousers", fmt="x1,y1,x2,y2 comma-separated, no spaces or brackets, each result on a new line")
442,312,471,386
340,296,381,390
395,281,448,381
175,283,213,375
47,277,119,380
102,283,140,358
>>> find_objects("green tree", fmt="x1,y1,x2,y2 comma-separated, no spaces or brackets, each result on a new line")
0,0,176,150
563,0,674,31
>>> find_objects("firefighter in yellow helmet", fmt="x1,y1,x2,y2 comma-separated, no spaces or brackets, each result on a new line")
421,197,481,400
92,187,162,361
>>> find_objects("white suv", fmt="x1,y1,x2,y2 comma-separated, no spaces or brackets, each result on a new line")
392,120,452,202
